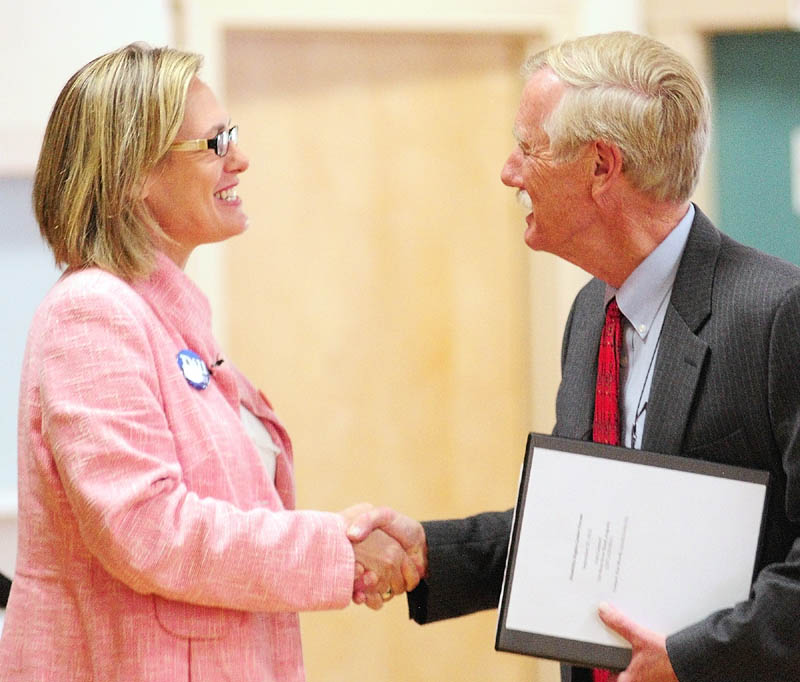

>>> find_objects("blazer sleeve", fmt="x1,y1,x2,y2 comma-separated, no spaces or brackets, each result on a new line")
407,510,512,624
666,284,800,681
36,286,355,614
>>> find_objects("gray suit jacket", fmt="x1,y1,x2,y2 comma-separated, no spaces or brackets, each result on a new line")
408,207,800,681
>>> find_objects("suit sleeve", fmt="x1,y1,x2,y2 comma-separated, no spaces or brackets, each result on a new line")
561,297,578,371
406,293,585,624
37,287,355,614
667,285,800,681
407,511,512,623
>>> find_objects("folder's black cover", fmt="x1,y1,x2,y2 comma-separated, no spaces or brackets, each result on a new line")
495,432,770,671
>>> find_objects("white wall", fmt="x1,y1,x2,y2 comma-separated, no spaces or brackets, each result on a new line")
0,0,175,580
0,0,174,175
0,179,60,578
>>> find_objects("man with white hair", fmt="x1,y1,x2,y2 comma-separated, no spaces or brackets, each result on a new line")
351,31,800,682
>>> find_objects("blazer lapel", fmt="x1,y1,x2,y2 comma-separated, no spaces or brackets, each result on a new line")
642,206,719,454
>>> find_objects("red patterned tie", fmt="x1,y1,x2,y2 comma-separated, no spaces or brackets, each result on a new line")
592,299,622,682
593,663,611,681
593,299,622,447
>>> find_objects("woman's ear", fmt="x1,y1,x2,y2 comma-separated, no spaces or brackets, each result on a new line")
139,162,164,202
590,140,623,198
139,173,154,201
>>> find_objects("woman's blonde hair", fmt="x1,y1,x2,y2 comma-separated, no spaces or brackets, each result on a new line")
33,43,203,279
525,32,710,203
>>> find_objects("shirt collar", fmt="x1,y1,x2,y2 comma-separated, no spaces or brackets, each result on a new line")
605,203,694,339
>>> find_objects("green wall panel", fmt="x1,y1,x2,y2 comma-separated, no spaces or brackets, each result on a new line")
712,31,800,265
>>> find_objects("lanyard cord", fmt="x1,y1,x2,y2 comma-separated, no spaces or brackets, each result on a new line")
630,332,662,450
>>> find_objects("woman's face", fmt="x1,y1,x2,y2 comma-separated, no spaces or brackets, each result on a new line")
144,77,250,268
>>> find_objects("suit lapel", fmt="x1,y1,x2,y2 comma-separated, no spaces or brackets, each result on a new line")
641,206,719,454
641,306,708,454
555,279,606,441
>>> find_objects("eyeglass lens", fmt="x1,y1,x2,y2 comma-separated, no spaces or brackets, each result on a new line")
216,126,238,157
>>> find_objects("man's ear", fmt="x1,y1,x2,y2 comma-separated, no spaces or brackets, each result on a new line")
590,140,623,198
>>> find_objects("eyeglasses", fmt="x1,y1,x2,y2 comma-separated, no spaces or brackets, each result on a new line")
169,125,238,157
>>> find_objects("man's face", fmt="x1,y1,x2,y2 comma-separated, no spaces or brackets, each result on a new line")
501,68,594,261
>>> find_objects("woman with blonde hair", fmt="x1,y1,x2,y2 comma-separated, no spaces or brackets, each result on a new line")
0,43,424,681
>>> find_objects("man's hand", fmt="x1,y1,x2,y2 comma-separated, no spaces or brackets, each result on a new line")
348,505,427,578
598,602,679,682
339,504,427,610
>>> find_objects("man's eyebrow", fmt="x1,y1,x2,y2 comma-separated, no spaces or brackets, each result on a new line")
513,128,534,153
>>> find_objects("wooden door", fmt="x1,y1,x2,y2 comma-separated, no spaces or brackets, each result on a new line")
223,28,559,682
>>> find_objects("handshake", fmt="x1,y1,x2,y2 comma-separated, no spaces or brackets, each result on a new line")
339,505,427,610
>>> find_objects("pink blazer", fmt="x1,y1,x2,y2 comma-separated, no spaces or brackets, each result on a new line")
0,254,354,682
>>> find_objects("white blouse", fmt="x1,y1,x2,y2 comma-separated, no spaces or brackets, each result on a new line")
239,405,279,481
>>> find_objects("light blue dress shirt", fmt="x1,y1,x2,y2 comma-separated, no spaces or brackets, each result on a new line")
604,204,695,449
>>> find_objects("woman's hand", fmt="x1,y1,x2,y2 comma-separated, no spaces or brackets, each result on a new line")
339,504,427,609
